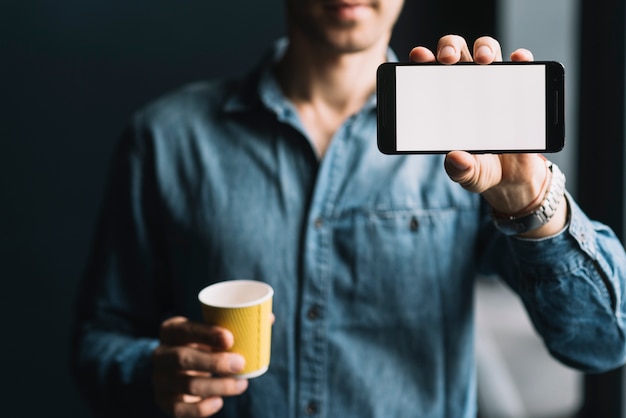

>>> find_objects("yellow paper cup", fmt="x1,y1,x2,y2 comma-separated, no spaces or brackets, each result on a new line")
198,280,273,378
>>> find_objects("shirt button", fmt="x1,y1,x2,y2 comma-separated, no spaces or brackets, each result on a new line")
305,401,318,415
307,305,321,320
314,217,323,228
409,216,419,232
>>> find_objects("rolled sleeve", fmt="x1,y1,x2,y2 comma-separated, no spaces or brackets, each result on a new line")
503,193,626,372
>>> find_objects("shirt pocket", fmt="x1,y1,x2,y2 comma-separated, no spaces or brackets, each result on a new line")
329,205,480,327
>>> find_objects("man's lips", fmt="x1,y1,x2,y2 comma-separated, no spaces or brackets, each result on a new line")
324,1,373,20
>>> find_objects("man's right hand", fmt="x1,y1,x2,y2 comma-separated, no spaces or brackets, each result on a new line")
153,316,249,417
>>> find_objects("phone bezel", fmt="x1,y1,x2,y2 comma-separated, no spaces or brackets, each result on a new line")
376,61,565,155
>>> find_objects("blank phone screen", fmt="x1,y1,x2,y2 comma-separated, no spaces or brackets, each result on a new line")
395,64,546,152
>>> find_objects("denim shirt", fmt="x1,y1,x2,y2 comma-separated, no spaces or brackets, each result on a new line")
72,41,626,418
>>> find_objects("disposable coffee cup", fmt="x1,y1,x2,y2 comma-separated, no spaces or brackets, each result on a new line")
198,280,273,378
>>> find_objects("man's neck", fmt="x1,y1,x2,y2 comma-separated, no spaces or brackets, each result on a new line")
275,35,387,156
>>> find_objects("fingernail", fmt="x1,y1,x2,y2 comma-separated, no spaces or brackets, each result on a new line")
230,355,246,373
438,45,457,60
448,158,470,172
475,45,493,60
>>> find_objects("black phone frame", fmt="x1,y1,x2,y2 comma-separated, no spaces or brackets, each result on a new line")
376,61,566,155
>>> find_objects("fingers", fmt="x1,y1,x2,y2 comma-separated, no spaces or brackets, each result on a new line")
155,371,249,397
510,47,534,62
153,316,249,417
437,34,473,63
160,316,234,350
409,35,470,64
156,370,249,395
153,345,246,375
153,359,248,417
409,46,436,63
154,374,248,416
410,35,513,65
168,396,225,418
472,36,503,64
410,35,473,64
154,316,247,378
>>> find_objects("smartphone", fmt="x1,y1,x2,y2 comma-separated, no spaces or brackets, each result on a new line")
376,61,565,154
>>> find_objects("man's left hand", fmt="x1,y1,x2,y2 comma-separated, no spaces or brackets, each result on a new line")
409,35,568,238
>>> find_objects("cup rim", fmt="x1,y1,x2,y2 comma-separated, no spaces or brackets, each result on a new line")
198,280,274,308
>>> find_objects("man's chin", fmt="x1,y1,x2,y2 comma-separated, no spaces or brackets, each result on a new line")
320,30,384,54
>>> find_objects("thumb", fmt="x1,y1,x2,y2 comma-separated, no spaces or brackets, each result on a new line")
444,151,501,193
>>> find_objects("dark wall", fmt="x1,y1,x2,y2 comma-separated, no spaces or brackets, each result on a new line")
391,0,497,60
2,2,284,416
577,1,626,416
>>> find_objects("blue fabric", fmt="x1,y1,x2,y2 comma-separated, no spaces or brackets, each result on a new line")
72,41,626,418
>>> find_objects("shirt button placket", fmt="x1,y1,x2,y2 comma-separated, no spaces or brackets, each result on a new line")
299,214,328,417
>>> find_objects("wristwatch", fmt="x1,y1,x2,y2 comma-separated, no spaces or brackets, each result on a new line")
492,160,566,236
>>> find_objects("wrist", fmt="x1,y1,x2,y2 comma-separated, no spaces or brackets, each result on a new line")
491,160,567,236
491,161,552,218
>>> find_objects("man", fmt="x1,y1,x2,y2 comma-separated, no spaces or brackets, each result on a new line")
72,1,626,417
